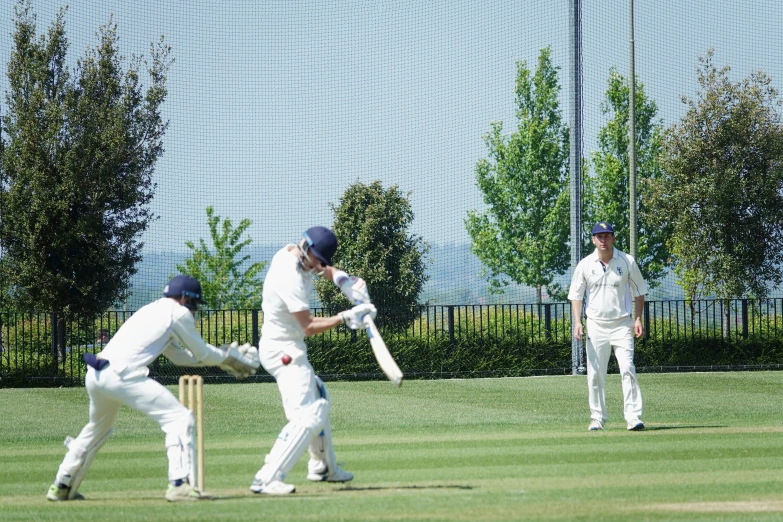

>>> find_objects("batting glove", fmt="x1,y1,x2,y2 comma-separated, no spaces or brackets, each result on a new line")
338,303,377,330
333,270,371,304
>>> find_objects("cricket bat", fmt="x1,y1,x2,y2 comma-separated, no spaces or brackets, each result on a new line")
335,272,403,386
362,314,403,387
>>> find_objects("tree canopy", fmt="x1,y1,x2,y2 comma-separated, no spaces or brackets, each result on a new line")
176,207,266,310
0,1,172,316
584,68,670,287
315,180,429,330
465,47,570,303
645,50,783,300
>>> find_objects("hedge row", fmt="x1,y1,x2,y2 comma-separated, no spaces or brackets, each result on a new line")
4,331,783,387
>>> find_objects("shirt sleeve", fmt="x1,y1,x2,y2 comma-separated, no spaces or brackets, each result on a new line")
628,256,649,297
277,279,311,313
567,261,587,301
162,341,209,367
168,308,226,366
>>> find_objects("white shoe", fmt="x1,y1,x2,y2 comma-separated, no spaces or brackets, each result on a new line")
250,479,296,495
587,419,604,431
627,419,645,431
307,465,354,483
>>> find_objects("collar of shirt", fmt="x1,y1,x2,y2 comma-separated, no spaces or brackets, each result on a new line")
589,247,616,268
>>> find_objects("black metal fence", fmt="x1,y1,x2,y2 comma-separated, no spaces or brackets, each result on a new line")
1,298,782,386
644,299,783,342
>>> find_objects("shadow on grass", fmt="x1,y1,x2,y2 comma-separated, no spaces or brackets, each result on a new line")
339,485,474,492
643,425,727,431
209,484,474,500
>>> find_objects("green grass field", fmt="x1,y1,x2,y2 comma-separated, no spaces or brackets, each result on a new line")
2,372,783,521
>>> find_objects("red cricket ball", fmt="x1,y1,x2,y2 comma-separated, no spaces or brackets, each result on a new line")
281,354,292,365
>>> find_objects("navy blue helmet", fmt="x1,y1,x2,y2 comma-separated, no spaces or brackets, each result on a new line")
163,275,204,310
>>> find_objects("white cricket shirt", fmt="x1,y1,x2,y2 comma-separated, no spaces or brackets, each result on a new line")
97,297,225,375
568,247,648,322
261,245,312,347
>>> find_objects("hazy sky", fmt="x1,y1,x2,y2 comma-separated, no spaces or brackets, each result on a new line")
1,0,781,255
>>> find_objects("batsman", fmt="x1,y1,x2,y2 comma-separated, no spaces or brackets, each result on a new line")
46,275,261,502
250,226,376,495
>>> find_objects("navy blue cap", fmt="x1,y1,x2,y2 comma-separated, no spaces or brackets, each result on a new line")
303,226,337,266
163,275,203,302
591,222,615,235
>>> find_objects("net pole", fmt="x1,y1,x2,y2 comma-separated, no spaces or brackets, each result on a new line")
569,0,584,375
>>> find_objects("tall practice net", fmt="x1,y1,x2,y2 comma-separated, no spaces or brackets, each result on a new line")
0,1,781,383
1,0,780,305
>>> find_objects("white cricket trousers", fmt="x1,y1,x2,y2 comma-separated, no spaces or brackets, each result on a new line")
585,317,643,424
261,341,324,420
55,366,194,484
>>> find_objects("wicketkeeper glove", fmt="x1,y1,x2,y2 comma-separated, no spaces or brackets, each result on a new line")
218,342,260,380
332,270,371,304
338,303,377,330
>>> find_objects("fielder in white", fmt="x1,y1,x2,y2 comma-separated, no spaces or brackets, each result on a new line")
46,275,261,502
250,226,376,495
568,222,648,432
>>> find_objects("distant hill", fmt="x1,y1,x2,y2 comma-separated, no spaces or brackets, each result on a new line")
125,245,279,309
125,243,695,309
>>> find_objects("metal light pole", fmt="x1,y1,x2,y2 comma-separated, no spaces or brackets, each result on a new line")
629,0,638,261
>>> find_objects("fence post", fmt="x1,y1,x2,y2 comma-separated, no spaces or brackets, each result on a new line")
544,304,552,340
57,315,66,369
447,306,455,351
50,312,58,365
644,301,650,340
251,309,260,347
741,299,748,340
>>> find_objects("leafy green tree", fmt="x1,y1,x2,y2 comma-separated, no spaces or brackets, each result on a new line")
176,207,266,310
584,68,670,287
465,47,570,303
0,138,8,313
315,181,429,330
645,50,783,301
0,2,171,325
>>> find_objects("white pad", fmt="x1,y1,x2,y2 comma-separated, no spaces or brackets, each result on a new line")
308,378,337,474
64,429,114,499
257,398,329,484
164,410,195,483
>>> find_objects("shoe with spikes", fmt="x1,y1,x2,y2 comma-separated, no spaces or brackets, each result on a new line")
46,483,84,501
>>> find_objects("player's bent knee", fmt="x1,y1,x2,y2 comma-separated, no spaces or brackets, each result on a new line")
164,409,194,448
314,376,331,402
297,398,329,431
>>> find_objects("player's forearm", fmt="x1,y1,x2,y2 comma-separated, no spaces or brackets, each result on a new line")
171,315,226,365
634,296,645,319
299,315,344,337
163,343,202,366
571,300,583,323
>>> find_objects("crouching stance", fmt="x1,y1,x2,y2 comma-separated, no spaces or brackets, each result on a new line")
46,275,260,502
251,226,375,495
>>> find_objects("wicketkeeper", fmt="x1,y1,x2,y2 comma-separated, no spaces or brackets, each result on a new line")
250,226,376,495
568,222,648,432
46,275,261,502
